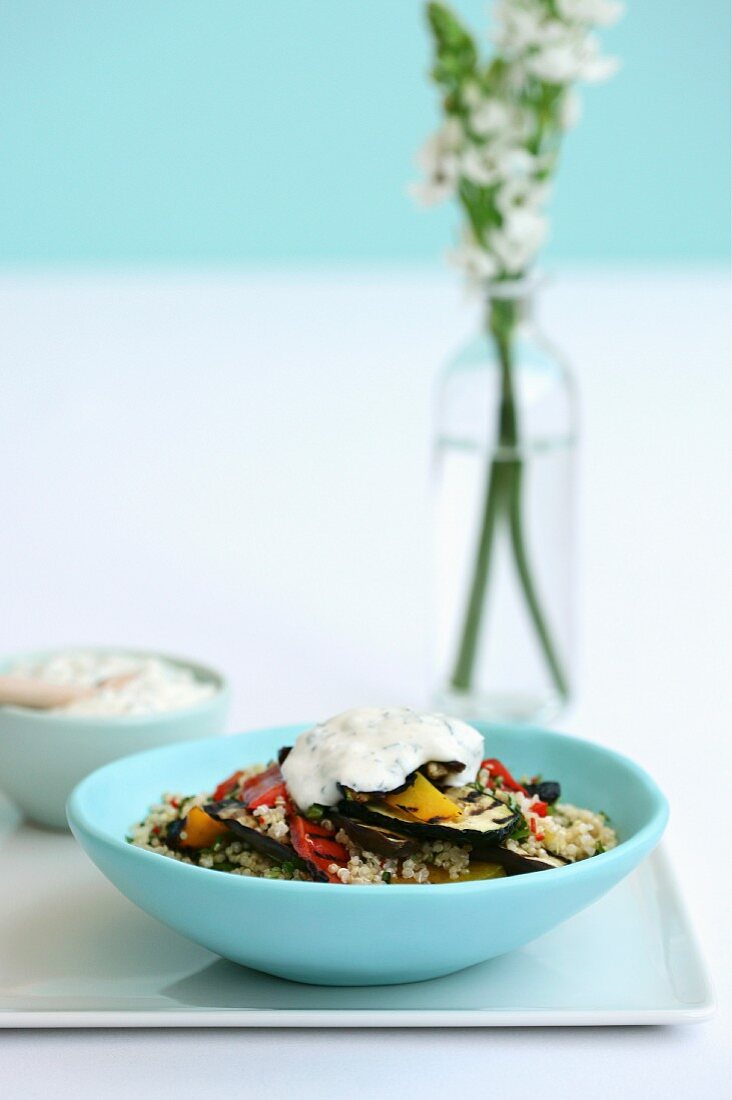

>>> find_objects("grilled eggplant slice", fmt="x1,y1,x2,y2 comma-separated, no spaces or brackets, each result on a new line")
337,760,465,804
337,787,520,852
204,800,296,864
330,813,419,858
338,774,418,802
164,817,186,849
421,760,464,786
492,846,570,874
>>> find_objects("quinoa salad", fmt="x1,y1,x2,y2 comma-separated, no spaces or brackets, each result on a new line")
130,707,617,884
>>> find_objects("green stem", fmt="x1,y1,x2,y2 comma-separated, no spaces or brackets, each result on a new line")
450,300,516,692
450,456,507,691
449,297,569,702
505,458,569,698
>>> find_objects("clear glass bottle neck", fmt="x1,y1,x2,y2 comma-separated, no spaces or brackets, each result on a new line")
484,280,538,331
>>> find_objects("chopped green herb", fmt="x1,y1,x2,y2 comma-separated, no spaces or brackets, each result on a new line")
493,775,505,789
508,815,530,842
381,871,392,884
278,857,306,874
594,842,606,856
599,810,612,824
305,804,325,822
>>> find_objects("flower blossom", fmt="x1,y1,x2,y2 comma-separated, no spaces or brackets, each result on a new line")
555,0,624,27
448,233,499,282
493,1,549,54
559,88,582,130
460,144,503,187
415,0,622,282
411,119,463,204
469,98,512,137
495,176,550,219
489,208,548,275
527,30,619,83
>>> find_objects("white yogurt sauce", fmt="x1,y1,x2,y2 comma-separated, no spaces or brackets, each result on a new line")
8,651,216,716
281,706,484,810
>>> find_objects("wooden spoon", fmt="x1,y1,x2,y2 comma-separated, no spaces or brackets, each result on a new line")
0,671,138,710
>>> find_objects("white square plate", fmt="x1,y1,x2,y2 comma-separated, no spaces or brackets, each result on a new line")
0,796,713,1027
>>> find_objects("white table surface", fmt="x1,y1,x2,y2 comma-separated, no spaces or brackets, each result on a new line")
0,267,729,1096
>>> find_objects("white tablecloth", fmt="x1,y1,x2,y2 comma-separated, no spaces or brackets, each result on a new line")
0,267,729,1096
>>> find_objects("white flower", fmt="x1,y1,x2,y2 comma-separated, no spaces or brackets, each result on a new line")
498,146,538,177
556,0,624,27
413,119,464,205
526,30,619,84
559,88,582,129
579,44,620,82
526,39,580,83
534,151,558,174
408,178,455,206
505,104,535,144
462,80,484,111
417,119,463,174
447,236,499,283
537,19,577,47
493,0,548,53
489,208,548,275
495,176,550,219
461,142,538,190
470,98,511,137
460,145,503,187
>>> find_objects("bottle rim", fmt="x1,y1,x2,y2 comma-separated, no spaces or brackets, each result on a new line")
484,271,549,300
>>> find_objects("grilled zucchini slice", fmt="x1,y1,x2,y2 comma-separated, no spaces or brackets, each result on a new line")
337,786,520,851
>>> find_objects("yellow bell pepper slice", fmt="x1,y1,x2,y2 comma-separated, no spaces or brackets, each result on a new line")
384,771,461,822
180,805,231,850
423,862,506,884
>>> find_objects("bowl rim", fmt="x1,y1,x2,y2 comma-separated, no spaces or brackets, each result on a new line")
67,722,669,896
0,646,229,726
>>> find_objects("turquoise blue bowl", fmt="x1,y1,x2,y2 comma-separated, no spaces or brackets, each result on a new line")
67,723,668,986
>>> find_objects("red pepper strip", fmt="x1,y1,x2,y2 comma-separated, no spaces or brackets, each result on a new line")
481,758,527,795
241,768,269,792
248,782,288,809
532,800,548,818
213,764,279,803
212,770,245,802
288,813,349,883
242,763,288,810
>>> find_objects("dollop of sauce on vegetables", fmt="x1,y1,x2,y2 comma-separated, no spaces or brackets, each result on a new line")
281,706,483,810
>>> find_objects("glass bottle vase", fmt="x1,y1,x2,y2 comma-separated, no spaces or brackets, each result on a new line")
432,278,576,724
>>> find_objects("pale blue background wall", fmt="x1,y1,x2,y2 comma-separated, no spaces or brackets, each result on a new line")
0,0,728,265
